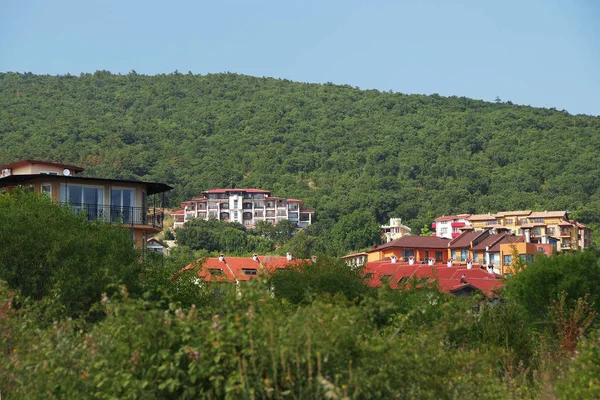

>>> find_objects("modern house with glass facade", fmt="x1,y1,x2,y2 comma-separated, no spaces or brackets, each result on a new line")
0,160,172,249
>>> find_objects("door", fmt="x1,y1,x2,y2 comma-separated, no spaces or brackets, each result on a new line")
111,189,135,223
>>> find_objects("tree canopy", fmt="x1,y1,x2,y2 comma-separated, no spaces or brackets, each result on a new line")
2,71,600,249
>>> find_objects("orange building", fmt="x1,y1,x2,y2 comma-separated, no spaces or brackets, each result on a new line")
367,236,450,263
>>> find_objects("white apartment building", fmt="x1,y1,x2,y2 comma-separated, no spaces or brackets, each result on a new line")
381,218,412,242
175,188,314,229
432,214,472,239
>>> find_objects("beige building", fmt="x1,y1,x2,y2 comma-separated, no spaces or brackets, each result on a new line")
380,218,412,242
0,160,172,250
466,210,588,251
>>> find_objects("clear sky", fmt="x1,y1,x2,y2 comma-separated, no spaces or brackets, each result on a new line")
2,0,599,115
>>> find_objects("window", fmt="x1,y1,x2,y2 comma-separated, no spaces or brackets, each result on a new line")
519,254,534,264
364,273,374,280
41,183,52,197
440,227,448,234
505,218,513,225
547,227,555,235
61,184,104,220
398,276,410,284
519,218,527,225
435,251,443,261
208,268,224,275
533,227,541,236
473,252,479,263
300,213,310,222
254,210,264,217
402,250,414,260
233,200,238,209
451,250,457,259
460,249,469,262
380,274,391,283
489,253,499,266
242,268,258,276
111,188,136,224
40,171,58,175
503,254,513,265
288,203,299,211
531,218,544,223
254,201,264,208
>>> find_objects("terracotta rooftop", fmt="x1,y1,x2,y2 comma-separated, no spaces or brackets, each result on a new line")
435,214,471,222
363,261,503,297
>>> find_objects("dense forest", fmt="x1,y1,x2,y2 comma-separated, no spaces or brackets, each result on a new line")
1,71,600,246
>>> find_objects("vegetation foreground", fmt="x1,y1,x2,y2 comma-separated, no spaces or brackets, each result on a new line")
1,193,600,399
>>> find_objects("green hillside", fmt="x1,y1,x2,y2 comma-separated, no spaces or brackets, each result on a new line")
1,71,600,241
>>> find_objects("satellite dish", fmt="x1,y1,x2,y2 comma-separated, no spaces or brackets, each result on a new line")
63,169,71,176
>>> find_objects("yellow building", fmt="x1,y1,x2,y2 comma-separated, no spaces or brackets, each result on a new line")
464,210,588,252
0,160,172,250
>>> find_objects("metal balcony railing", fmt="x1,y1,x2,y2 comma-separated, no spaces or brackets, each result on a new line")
61,202,163,229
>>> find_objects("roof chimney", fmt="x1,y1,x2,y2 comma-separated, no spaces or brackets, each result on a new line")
252,253,259,262
286,252,293,261
218,254,225,263
390,255,397,264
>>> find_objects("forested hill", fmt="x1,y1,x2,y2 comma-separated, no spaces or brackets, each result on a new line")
1,71,600,236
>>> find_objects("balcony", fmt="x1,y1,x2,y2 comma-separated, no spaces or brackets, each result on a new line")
62,203,163,229
451,222,465,228
432,223,436,229
451,232,461,238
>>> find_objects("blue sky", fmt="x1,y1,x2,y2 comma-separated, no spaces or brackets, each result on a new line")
2,0,599,115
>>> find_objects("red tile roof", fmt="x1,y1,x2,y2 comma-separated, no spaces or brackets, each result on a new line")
363,261,503,297
170,209,185,215
176,255,307,283
435,214,471,222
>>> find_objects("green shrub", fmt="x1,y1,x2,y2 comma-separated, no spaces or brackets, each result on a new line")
0,190,142,318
